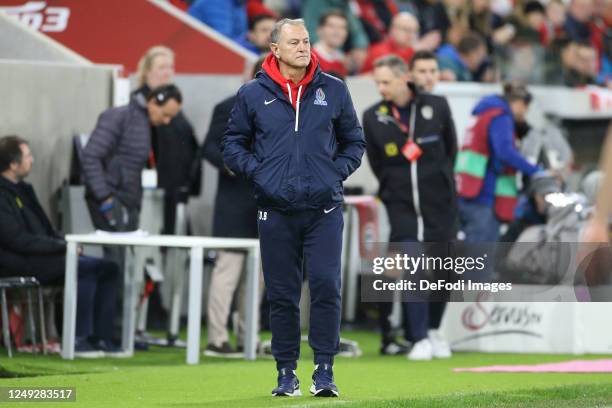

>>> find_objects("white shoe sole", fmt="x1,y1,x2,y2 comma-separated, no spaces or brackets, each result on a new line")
74,351,105,359
408,353,433,361
310,384,339,397
433,351,452,359
203,350,243,359
272,389,302,397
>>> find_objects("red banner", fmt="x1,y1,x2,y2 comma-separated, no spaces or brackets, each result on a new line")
0,0,252,74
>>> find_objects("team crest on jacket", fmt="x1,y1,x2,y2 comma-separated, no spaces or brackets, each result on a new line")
314,88,328,106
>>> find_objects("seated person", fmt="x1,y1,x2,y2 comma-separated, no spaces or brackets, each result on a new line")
235,14,276,55
437,32,488,82
0,135,119,357
312,10,350,79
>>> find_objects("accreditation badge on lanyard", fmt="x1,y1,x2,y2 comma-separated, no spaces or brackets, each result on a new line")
391,103,422,162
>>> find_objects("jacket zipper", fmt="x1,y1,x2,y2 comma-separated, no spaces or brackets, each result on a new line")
408,101,424,242
287,84,304,195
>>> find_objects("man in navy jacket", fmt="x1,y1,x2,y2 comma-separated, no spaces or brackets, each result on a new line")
223,18,365,398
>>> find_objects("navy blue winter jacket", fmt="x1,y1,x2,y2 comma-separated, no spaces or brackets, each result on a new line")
222,66,365,212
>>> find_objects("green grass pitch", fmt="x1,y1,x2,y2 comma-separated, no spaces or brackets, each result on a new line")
2,330,612,407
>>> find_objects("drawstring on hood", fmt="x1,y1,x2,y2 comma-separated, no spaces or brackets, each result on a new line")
262,52,319,132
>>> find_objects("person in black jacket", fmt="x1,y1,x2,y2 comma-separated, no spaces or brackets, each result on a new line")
82,84,184,234
82,85,183,278
133,46,201,235
363,55,457,361
201,58,263,357
0,135,119,356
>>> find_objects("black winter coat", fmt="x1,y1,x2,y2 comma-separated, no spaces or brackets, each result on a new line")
81,95,150,210
202,96,258,238
134,86,202,233
363,88,458,242
0,176,66,280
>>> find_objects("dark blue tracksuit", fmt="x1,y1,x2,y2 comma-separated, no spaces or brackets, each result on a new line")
222,62,365,370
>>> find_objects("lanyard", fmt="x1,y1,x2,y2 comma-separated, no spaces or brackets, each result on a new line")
390,102,417,142
148,149,156,169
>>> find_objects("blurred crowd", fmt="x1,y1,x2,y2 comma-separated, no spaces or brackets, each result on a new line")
169,0,612,87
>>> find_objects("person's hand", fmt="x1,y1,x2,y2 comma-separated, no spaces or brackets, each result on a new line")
439,70,457,82
99,197,115,224
493,24,516,45
415,31,442,51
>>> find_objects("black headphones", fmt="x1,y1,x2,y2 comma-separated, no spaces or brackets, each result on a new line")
147,84,183,106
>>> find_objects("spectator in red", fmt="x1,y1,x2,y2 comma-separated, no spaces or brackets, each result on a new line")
246,0,277,20
312,10,350,78
236,14,277,55
354,0,400,44
360,12,419,73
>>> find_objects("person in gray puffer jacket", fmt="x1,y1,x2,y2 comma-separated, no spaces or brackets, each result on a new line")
82,84,182,233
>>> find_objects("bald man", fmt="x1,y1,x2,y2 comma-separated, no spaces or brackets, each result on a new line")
360,12,420,73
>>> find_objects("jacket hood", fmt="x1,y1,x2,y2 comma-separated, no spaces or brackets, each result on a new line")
472,94,512,116
261,52,320,109
131,90,149,111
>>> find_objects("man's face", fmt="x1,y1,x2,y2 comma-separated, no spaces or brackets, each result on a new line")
318,15,348,49
146,54,175,89
509,99,529,122
575,45,598,76
410,58,439,92
464,45,487,71
248,18,275,51
271,24,311,69
570,0,594,22
389,14,419,48
147,99,182,126
373,66,409,102
13,143,33,180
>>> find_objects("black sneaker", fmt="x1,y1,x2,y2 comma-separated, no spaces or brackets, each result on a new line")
74,338,104,359
380,339,411,355
310,363,339,397
272,368,301,397
93,339,131,358
204,342,242,358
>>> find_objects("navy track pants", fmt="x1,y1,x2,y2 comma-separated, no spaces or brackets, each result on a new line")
257,206,343,370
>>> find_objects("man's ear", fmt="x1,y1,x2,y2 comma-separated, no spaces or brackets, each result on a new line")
270,43,279,57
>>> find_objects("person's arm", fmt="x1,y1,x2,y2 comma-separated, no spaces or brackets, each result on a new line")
222,88,259,179
202,101,230,170
0,195,66,255
489,115,540,176
81,109,121,203
583,127,612,242
363,113,383,180
333,83,366,180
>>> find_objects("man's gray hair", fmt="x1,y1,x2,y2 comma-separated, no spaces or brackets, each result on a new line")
373,55,408,75
270,18,307,43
